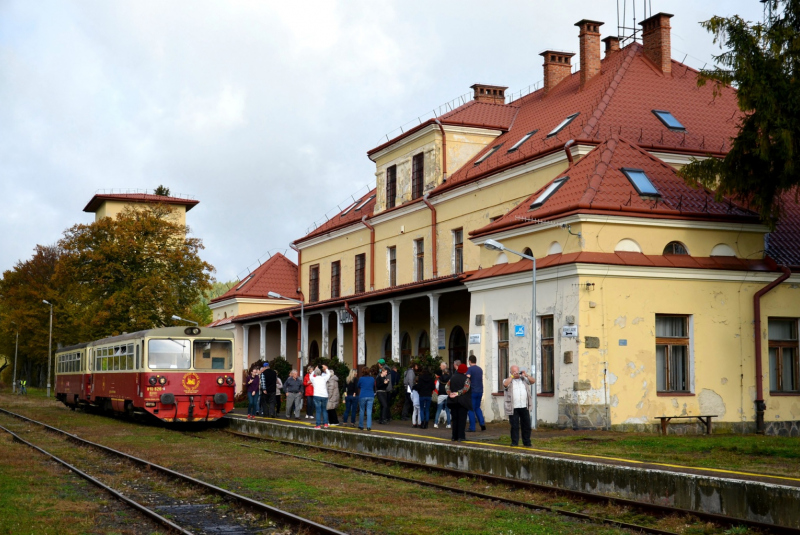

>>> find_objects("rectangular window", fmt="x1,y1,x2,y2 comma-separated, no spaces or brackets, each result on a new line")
655,315,690,393
411,153,424,200
497,321,509,392
386,165,397,209
309,264,320,303
414,238,424,282
148,339,191,370
331,261,341,299
193,340,233,371
541,316,554,393
769,318,799,393
354,253,366,294
453,228,464,274
388,247,397,287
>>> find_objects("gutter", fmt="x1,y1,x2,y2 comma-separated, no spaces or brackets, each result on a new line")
360,216,375,291
753,265,792,433
422,195,438,277
343,302,358,372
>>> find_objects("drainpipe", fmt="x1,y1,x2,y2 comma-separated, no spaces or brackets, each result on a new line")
753,265,792,433
422,194,438,278
360,216,375,291
434,119,447,181
343,302,358,372
564,139,575,165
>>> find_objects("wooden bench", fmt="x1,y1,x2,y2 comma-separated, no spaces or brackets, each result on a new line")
655,415,717,435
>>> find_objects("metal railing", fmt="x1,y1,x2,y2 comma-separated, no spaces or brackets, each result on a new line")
94,188,196,200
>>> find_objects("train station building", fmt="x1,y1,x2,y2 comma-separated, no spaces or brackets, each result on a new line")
211,13,800,434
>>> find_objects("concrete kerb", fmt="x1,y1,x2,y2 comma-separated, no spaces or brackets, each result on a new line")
227,416,800,529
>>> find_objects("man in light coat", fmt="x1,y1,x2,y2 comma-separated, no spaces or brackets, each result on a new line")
503,365,535,447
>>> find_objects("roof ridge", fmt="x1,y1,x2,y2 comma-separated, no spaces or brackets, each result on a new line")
581,44,639,139
578,136,620,206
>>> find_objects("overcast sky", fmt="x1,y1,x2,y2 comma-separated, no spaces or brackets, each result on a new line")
0,0,763,282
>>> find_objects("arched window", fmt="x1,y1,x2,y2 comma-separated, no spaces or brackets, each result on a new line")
547,241,563,255
401,333,412,367
449,326,467,370
663,241,688,255
223,312,228,319
710,243,736,257
418,330,430,355
384,335,392,359
331,338,338,359
522,247,533,257
495,253,508,265
614,238,642,253
309,340,319,360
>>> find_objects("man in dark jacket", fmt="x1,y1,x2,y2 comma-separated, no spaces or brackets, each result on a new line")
467,355,486,432
283,370,304,419
446,364,472,441
401,364,417,420
260,362,278,417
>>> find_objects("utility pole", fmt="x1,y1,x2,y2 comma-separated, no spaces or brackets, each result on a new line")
11,321,18,394
43,300,53,397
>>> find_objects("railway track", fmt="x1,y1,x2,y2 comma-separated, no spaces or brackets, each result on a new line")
226,429,800,535
0,408,345,535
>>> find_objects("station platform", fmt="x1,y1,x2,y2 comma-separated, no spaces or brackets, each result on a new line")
225,408,800,529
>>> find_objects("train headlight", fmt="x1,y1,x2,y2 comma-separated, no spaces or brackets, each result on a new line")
149,376,157,386
225,376,234,386
159,376,167,385
216,377,224,385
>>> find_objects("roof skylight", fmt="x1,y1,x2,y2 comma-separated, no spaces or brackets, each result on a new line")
236,274,254,291
340,200,358,217
621,168,660,196
474,144,503,165
355,195,375,211
530,177,569,209
652,110,685,131
546,113,579,138
507,130,538,153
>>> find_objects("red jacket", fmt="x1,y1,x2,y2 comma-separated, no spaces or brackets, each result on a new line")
303,373,314,397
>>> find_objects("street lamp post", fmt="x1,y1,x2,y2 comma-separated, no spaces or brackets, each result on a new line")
171,314,199,326
268,292,304,366
43,300,53,398
11,321,18,394
483,239,538,430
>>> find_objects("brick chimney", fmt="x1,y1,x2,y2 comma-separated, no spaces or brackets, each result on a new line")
602,35,620,55
539,51,575,94
639,12,673,74
575,20,603,89
470,84,508,104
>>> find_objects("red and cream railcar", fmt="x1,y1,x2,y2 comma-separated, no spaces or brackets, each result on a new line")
58,326,236,422
55,342,91,408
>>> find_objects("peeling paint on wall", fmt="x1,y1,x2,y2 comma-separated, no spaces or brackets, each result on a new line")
631,317,644,325
699,389,727,418
614,316,627,328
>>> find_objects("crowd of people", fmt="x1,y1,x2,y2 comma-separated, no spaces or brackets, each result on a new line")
244,354,536,444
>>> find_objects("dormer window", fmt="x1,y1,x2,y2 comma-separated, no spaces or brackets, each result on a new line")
507,131,538,153
474,144,503,165
546,113,579,137
530,177,568,209
621,168,660,196
652,110,685,131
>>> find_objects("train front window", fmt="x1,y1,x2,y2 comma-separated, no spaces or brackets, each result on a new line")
193,341,233,371
148,339,191,369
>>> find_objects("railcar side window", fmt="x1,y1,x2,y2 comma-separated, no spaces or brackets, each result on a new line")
148,339,191,369
135,345,140,370
193,341,233,371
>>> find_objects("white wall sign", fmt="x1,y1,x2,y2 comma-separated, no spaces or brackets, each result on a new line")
339,308,353,323
468,333,481,344
562,325,578,338
438,328,446,349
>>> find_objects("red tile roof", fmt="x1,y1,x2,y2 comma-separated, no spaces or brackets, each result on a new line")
83,193,199,213
768,188,800,267
432,43,741,195
294,189,377,245
367,101,519,157
210,252,300,304
465,252,777,283
471,136,759,238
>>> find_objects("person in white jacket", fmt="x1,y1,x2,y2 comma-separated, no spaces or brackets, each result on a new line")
310,365,332,428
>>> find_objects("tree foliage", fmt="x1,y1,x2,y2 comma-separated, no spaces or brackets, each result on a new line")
0,203,215,386
679,1,800,228
154,185,171,196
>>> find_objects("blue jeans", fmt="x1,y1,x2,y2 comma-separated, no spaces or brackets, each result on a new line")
358,397,373,429
419,397,432,424
468,391,485,430
247,392,258,416
313,396,329,426
343,395,358,423
435,395,451,425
